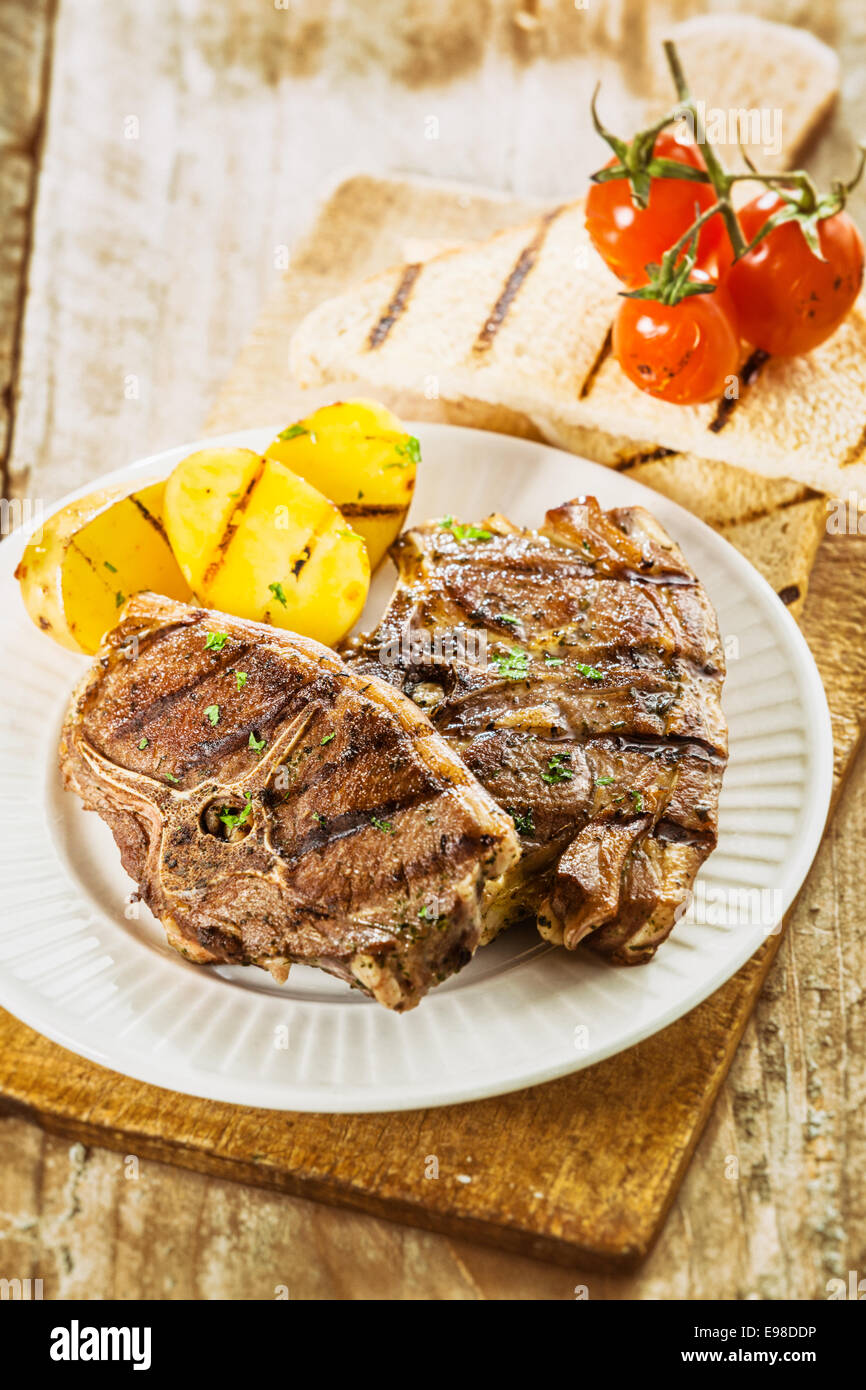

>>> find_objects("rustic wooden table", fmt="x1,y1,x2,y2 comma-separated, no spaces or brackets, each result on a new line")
1,0,864,1300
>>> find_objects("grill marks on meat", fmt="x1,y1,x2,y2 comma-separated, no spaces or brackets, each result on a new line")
59,594,519,1011
344,497,727,964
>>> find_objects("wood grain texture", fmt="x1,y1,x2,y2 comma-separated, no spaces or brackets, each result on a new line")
0,0,55,488
4,172,866,1272
2,739,865,1295
0,938,786,1270
2,0,866,1298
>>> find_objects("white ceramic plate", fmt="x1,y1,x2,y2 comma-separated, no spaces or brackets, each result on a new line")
0,424,833,1112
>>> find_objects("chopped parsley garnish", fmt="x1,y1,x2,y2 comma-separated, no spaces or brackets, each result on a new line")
575,661,603,681
138,737,149,750
595,775,615,787
205,705,220,727
497,614,518,627
268,581,288,607
491,647,530,680
205,631,228,651
249,731,266,753
311,811,325,825
370,815,394,833
235,671,248,691
541,753,573,786
164,771,179,784
630,789,644,813
418,904,434,920
114,591,125,608
509,807,535,835
544,653,564,667
438,516,492,543
104,560,117,573
219,793,252,831
320,733,335,745
278,423,308,441
389,435,421,467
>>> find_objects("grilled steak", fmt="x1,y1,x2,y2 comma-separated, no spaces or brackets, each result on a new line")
59,593,519,1010
344,497,728,963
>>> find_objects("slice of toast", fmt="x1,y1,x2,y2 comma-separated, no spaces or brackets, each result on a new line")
646,15,839,172
290,19,857,502
279,187,827,615
534,419,827,617
290,193,866,501
208,12,838,621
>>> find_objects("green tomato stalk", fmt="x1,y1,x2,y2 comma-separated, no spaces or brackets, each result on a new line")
589,39,866,301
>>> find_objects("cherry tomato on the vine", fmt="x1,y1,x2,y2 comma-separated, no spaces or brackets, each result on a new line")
612,271,741,406
585,133,725,286
724,191,864,356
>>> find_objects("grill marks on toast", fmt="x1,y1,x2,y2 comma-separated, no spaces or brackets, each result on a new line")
365,208,567,361
344,498,727,963
578,324,613,399
714,485,822,529
60,594,519,1009
841,418,866,467
472,206,564,352
708,348,771,433
290,167,864,500
368,262,423,348
614,446,680,473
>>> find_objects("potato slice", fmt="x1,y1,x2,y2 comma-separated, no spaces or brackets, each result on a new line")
265,399,418,569
163,447,370,646
16,481,191,653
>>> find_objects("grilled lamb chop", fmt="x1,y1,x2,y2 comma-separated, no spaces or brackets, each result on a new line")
59,593,519,1010
344,496,728,963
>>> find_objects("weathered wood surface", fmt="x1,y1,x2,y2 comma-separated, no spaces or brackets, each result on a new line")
0,0,54,489
2,741,863,1297
1,0,865,1298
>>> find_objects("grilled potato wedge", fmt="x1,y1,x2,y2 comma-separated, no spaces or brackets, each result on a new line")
163,447,370,645
15,481,191,653
265,399,418,570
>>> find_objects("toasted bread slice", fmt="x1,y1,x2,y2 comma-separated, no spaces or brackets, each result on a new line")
646,15,839,171
291,197,866,501
535,417,827,616
290,19,856,500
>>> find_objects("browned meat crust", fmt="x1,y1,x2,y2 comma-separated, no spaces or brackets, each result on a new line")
344,496,728,964
59,594,519,1011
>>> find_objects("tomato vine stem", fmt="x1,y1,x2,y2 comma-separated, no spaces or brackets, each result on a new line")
589,40,865,290
662,40,746,259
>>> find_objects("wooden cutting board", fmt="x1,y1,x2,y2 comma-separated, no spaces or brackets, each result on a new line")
3,175,866,1269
